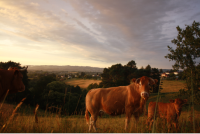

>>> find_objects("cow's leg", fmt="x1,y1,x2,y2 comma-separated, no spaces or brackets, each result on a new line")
167,120,172,132
146,116,153,131
89,114,98,132
125,117,130,130
89,117,93,132
173,120,178,132
173,122,177,129
133,114,139,129
125,114,131,130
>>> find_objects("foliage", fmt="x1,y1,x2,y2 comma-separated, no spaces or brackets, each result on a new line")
126,60,136,68
159,69,163,73
42,81,83,114
165,21,200,104
165,21,200,70
29,78,84,115
89,60,160,93
87,83,99,91
28,74,56,107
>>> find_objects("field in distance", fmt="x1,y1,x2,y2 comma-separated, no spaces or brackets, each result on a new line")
65,78,186,91
160,79,186,93
65,79,102,89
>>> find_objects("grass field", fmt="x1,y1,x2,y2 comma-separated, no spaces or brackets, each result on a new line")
0,79,199,133
65,78,102,89
160,80,186,93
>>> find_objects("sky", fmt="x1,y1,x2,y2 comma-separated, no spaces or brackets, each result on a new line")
0,0,200,69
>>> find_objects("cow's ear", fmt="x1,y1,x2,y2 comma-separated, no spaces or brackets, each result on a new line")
183,99,188,104
14,70,19,76
169,99,175,103
130,78,136,83
149,78,156,85
154,79,158,84
135,78,140,84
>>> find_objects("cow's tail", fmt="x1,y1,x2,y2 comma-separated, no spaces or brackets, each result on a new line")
85,108,90,125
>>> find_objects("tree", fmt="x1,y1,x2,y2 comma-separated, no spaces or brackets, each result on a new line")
165,21,200,103
159,69,163,73
145,64,151,76
80,72,86,78
126,60,136,68
29,74,56,107
100,61,138,88
44,81,66,108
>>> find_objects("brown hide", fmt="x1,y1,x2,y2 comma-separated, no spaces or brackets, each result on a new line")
0,67,26,101
146,98,187,132
85,76,158,132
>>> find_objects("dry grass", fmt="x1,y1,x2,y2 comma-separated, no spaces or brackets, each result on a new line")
161,80,186,93
0,112,199,133
0,79,199,133
65,79,101,89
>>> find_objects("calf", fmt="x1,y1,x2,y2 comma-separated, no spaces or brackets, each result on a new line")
146,98,187,132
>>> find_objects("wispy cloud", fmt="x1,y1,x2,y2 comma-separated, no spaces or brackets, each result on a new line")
0,0,200,68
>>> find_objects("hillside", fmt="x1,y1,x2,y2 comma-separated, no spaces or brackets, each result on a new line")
26,65,104,72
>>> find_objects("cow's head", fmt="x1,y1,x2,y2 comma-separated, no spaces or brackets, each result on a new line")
133,76,158,100
8,66,28,93
170,98,187,114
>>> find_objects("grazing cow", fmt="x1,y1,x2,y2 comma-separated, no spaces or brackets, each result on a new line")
146,98,187,132
85,76,158,132
0,66,28,101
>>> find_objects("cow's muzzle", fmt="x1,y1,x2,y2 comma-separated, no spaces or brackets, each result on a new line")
141,92,149,100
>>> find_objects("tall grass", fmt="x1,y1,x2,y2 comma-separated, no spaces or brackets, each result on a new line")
152,77,162,133
0,79,199,133
0,109,199,133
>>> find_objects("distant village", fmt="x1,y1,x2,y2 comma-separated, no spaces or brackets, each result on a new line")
160,70,183,79
28,68,183,82
28,70,102,81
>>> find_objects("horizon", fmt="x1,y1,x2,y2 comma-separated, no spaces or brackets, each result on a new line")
24,64,173,70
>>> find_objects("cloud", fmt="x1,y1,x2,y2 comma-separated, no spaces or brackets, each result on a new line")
0,0,200,68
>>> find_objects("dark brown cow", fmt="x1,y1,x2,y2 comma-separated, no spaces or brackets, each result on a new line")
85,76,158,132
0,66,28,101
146,98,187,132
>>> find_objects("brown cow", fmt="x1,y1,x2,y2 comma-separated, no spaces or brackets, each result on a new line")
146,98,187,132
85,76,158,132
0,66,28,101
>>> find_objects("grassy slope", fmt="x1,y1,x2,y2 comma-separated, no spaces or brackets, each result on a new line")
161,80,186,93
65,78,102,89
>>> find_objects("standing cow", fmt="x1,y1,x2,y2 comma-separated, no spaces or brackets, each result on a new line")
85,76,158,132
146,98,187,132
0,66,28,101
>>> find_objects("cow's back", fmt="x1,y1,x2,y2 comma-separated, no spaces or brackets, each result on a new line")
148,102,168,118
86,86,128,115
147,102,156,118
148,102,178,119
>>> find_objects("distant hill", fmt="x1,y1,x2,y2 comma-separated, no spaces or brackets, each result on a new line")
26,65,104,72
162,69,171,72
26,65,173,73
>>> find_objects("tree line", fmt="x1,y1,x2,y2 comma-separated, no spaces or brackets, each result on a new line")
87,61,160,93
